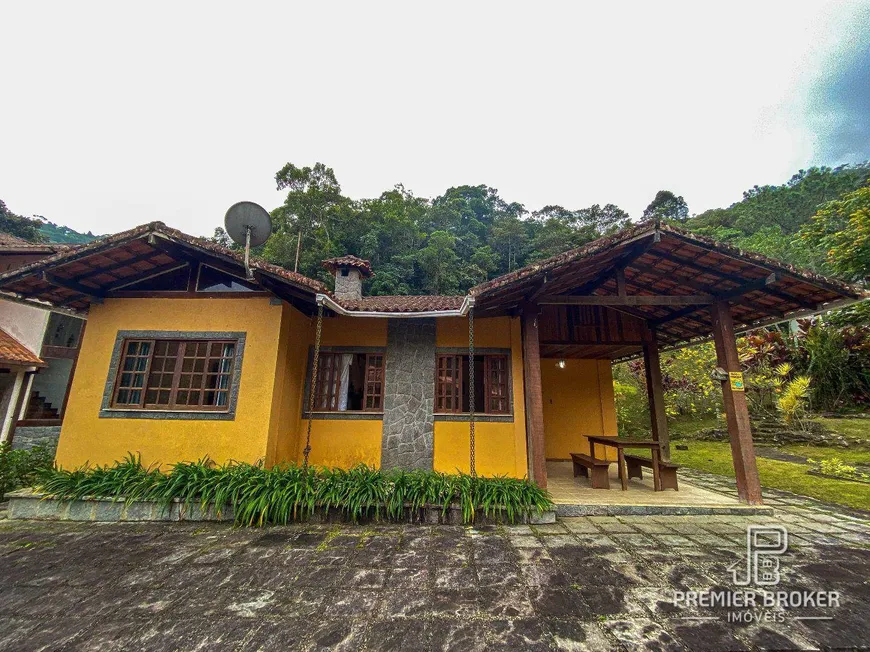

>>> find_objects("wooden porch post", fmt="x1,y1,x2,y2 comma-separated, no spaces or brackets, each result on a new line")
710,301,763,504
521,305,547,488
643,330,670,461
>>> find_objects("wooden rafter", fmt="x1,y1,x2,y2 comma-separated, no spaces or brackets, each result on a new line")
539,294,714,306
40,272,105,301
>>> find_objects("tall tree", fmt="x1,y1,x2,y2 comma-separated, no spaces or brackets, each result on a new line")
0,199,46,242
417,231,460,294
799,183,870,282
269,162,347,272
643,190,689,222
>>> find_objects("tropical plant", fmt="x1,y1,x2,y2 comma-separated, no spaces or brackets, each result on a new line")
776,375,812,429
36,455,553,525
0,443,55,497
808,457,869,482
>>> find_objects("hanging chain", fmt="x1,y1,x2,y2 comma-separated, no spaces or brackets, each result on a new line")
468,305,476,478
303,302,324,468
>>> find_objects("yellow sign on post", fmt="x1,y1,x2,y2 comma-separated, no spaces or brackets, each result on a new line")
729,372,745,392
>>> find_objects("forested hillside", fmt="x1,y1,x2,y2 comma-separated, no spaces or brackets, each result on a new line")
212,162,870,296
0,199,99,244
38,220,99,244
684,164,870,274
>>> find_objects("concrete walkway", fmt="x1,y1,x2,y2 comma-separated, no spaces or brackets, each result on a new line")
0,486,869,650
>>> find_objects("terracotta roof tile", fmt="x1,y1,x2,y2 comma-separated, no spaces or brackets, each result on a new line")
0,232,74,254
336,295,465,313
322,255,374,278
0,222,329,303
0,232,30,246
0,328,43,366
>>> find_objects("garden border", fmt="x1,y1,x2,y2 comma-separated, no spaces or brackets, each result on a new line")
3,489,556,525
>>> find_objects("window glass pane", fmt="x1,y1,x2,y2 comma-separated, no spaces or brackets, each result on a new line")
115,337,237,412
196,265,259,292
121,266,190,292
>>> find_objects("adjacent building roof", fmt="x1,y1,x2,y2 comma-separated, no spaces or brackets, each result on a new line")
322,255,374,278
0,231,74,255
0,328,44,367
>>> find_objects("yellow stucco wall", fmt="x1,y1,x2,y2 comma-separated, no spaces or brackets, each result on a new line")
56,297,285,469
266,303,310,467
433,316,528,478
286,315,386,468
541,358,618,460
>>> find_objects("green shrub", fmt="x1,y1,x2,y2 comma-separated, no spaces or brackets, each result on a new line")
808,457,869,482
36,454,553,525
0,443,55,498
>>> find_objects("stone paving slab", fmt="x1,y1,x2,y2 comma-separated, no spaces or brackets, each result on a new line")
0,496,869,651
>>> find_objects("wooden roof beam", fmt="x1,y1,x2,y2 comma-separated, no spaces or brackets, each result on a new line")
562,233,660,296
40,272,104,303
539,294,714,307
147,234,246,279
653,251,816,310
651,273,781,326
252,271,317,315
74,249,168,282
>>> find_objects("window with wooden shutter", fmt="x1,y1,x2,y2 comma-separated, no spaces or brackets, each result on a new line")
112,338,237,411
435,354,462,412
485,355,509,414
435,353,510,415
309,351,385,412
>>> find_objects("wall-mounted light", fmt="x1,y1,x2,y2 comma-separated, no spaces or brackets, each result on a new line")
557,359,566,369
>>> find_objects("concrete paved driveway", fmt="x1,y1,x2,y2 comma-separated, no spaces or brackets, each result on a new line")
1,504,869,651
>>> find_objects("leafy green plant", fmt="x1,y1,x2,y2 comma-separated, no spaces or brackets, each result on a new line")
777,375,812,429
0,443,55,498
36,456,553,525
807,457,869,482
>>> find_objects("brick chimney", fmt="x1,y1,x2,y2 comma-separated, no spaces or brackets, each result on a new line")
321,255,374,300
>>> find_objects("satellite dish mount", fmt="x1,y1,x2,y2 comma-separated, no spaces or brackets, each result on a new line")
224,201,272,279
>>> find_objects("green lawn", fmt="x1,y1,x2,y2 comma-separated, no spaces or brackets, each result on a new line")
779,444,870,466
813,417,870,442
671,441,870,511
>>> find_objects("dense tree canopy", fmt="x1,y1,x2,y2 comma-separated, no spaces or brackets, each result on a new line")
206,162,870,296
800,183,870,283
643,190,689,223
246,164,635,295
0,199,46,243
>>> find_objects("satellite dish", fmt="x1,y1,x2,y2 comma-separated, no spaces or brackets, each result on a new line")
224,201,272,279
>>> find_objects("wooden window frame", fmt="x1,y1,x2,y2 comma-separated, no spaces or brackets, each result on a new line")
111,337,238,412
435,353,510,415
311,351,385,413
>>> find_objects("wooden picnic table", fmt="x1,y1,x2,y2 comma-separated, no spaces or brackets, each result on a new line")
586,435,664,491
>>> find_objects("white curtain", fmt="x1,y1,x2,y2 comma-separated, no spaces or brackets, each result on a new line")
337,354,354,411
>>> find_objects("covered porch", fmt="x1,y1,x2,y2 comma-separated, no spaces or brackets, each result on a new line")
469,220,864,505
545,461,758,515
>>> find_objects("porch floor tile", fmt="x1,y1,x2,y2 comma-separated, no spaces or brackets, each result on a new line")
546,461,741,507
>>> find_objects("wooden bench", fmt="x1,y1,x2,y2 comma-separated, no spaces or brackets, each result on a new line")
570,453,612,489
624,454,680,491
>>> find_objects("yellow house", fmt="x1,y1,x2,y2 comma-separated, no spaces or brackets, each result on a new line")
0,221,861,499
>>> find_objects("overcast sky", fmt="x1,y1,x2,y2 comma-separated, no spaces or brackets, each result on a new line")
2,1,869,237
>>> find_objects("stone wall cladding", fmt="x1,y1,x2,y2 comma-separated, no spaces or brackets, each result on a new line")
381,318,436,470
11,426,60,453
